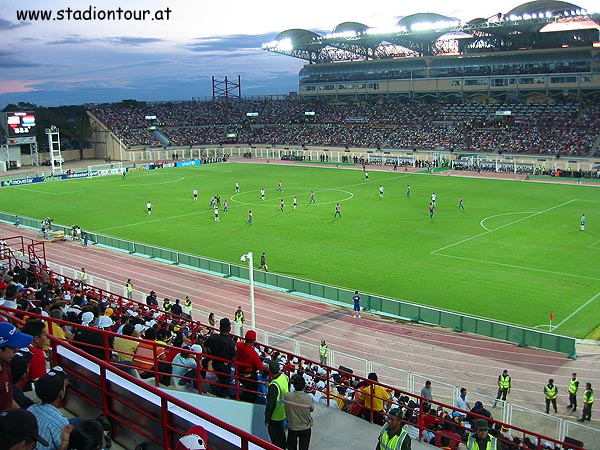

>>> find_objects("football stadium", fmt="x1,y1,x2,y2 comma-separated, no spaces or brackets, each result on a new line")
1,1,600,450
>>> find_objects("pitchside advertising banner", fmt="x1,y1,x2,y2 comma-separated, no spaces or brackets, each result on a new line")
0,164,159,187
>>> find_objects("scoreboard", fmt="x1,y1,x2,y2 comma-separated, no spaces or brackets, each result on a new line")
5,112,36,137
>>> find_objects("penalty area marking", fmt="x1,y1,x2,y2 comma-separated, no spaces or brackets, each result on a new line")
480,212,536,231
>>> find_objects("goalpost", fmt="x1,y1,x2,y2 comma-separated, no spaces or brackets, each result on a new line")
87,161,125,178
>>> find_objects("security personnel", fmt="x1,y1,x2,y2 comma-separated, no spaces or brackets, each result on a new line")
163,297,172,313
265,359,289,449
319,339,328,365
125,279,133,299
493,369,511,408
376,407,410,450
568,372,580,411
466,419,497,450
234,306,244,335
544,378,558,414
578,383,593,422
183,296,193,319
79,268,88,286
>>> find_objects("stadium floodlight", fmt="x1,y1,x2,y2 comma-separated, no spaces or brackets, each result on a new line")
367,25,406,35
275,38,293,51
240,252,255,329
546,11,553,18
524,13,531,20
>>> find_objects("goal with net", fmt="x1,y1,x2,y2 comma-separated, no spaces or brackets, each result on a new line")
87,162,125,178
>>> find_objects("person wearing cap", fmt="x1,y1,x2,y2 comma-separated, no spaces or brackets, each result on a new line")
27,367,73,450
0,408,50,450
493,370,511,408
235,330,264,403
376,407,410,450
265,359,289,449
0,322,34,411
544,378,558,414
203,318,236,398
10,347,36,410
466,418,498,450
145,291,158,307
174,425,210,450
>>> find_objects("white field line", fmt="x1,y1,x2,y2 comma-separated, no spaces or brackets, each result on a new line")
431,199,576,254
552,291,600,331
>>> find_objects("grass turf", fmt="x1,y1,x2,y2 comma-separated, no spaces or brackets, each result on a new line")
1,162,599,339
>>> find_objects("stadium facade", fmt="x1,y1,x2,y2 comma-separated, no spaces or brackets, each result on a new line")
263,0,600,103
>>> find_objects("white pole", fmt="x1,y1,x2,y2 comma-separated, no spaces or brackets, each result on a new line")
247,252,255,329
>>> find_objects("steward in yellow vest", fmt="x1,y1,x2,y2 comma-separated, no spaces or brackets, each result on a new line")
544,379,558,414
265,359,289,449
376,408,411,450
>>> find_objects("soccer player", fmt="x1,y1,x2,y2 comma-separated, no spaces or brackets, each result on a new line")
379,185,384,198
146,201,152,215
406,185,411,198
235,181,240,193
260,188,265,200
260,252,268,271
223,200,229,214
280,199,285,213
353,291,361,318
365,171,369,181
214,208,219,222
309,191,316,204
431,192,437,205
248,211,253,225
277,180,283,192
429,202,435,218
458,196,464,209
193,189,198,201
293,196,297,210
334,203,341,218
581,213,586,231
122,170,127,180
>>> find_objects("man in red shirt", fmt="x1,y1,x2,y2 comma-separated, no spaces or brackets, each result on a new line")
235,330,265,403
0,322,33,411
19,319,48,389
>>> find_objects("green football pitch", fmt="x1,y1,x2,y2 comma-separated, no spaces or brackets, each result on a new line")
2,162,599,339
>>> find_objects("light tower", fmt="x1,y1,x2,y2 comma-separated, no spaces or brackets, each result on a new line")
46,126,63,175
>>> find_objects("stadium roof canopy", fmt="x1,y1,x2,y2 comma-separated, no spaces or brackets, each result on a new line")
262,0,600,63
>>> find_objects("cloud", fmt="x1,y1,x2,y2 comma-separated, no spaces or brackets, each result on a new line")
0,17,29,30
48,35,164,46
186,32,276,53
0,51,41,68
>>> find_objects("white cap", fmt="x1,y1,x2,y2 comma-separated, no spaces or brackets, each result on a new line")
190,344,202,353
81,311,95,326
134,324,145,334
98,316,115,329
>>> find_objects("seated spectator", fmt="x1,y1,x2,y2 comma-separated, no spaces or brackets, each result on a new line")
27,367,78,450
66,419,105,450
0,322,33,411
359,372,391,425
20,319,48,388
402,413,420,441
468,400,492,426
174,425,210,450
113,324,139,363
348,380,367,416
172,347,198,388
0,408,49,449
10,348,34,409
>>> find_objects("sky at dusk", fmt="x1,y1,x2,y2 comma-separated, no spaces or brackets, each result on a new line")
0,0,597,107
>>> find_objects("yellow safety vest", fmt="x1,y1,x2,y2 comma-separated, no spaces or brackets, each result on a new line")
235,310,244,324
319,344,327,357
545,385,557,400
569,378,579,394
126,283,133,294
268,374,289,421
583,389,594,404
499,374,510,389
466,433,498,450
379,425,409,450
